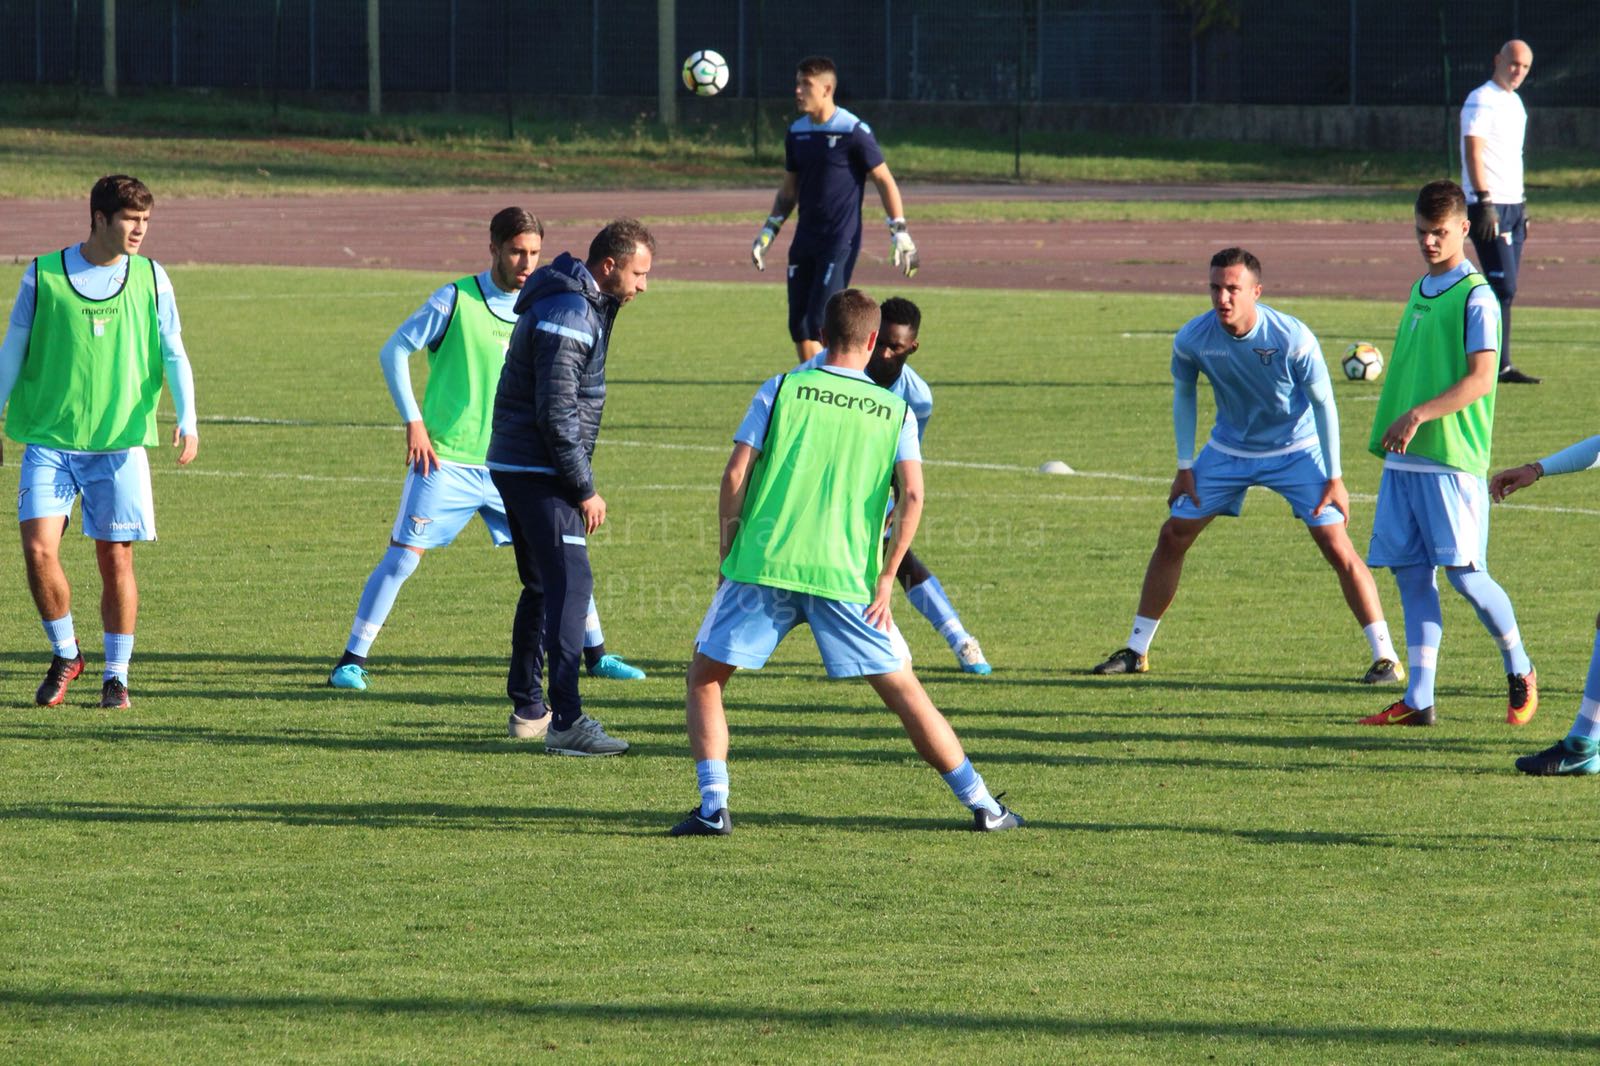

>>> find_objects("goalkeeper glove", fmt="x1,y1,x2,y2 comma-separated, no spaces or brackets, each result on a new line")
751,215,784,271
888,218,919,278
1468,197,1500,244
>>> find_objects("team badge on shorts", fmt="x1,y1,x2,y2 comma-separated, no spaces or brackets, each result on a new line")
406,514,434,538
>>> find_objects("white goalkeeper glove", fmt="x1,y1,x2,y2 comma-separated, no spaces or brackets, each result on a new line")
751,215,784,271
888,218,919,278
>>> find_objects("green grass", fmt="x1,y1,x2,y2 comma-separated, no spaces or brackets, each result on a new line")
4,87,1598,223
2,265,1600,1061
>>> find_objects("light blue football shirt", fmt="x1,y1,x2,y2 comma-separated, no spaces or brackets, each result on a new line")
1172,302,1330,455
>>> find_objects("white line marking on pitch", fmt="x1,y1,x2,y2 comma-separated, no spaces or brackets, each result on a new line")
188,415,1600,516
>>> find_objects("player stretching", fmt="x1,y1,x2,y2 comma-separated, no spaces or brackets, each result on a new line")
327,208,645,697
1093,248,1401,684
0,175,198,709
1490,442,1600,771
798,297,990,674
1359,180,1536,728
750,55,919,362
672,289,1022,836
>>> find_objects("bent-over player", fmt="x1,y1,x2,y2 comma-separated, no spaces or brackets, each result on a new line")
1092,247,1401,684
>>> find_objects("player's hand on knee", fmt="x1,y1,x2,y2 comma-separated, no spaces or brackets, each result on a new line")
751,215,783,271
1315,477,1349,523
888,218,919,278
1468,199,1499,244
173,427,199,466
1167,467,1199,508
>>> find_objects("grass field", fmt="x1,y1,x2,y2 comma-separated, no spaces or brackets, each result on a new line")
4,88,1599,224
2,264,1600,1062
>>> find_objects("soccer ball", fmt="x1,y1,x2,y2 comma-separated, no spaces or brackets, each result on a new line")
682,50,729,96
1342,342,1384,382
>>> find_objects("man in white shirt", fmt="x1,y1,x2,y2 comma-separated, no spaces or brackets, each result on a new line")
1460,38,1538,385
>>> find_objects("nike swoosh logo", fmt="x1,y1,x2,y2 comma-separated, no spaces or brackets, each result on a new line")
697,815,725,830
1559,758,1594,773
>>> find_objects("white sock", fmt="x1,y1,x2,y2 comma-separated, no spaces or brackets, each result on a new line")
1127,615,1160,656
1364,621,1398,663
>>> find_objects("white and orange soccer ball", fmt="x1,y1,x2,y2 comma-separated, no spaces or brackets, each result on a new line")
682,50,730,96
1343,342,1384,381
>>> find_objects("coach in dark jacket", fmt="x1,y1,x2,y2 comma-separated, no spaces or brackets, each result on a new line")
488,218,655,756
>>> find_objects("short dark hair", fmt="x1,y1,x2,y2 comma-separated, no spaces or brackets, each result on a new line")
1415,179,1468,222
796,56,837,81
587,217,656,269
490,206,543,246
823,288,880,352
89,174,153,232
878,296,921,337
1209,247,1262,280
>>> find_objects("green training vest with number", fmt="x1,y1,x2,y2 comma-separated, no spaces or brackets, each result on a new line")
8,249,164,451
722,368,909,602
1368,271,1499,476
423,275,516,465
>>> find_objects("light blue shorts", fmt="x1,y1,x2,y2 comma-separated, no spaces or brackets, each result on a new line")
1171,445,1343,527
695,579,907,678
1367,466,1489,569
390,462,512,549
17,445,156,541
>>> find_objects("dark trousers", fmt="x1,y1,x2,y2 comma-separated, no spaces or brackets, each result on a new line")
1468,201,1526,372
786,238,861,343
490,470,593,722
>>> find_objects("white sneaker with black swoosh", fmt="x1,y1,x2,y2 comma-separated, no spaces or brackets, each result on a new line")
973,798,1025,832
670,806,732,836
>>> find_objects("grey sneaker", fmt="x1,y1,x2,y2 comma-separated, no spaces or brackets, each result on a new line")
1360,658,1405,684
508,708,550,739
545,713,629,756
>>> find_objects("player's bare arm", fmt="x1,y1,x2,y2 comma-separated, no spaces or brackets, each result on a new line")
718,443,758,565
404,420,438,476
1490,462,1543,501
870,164,919,278
1381,348,1497,452
869,459,923,631
751,175,799,271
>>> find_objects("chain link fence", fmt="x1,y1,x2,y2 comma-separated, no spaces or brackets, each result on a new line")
6,0,1597,109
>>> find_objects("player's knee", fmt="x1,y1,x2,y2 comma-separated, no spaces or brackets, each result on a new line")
1156,519,1199,554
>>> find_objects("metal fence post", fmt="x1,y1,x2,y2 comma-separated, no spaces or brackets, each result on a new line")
102,0,116,98
658,0,678,130
367,0,380,116
1348,0,1357,105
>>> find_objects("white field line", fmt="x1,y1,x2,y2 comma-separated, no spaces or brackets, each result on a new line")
181,416,1600,517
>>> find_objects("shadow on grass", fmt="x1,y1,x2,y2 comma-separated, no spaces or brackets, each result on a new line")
0,800,1581,853
0,988,1594,1052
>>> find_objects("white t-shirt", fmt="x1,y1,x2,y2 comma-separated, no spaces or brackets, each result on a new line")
1460,79,1526,203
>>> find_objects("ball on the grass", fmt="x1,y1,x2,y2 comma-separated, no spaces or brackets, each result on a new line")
681,50,730,96
1038,460,1074,475
1342,342,1384,382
